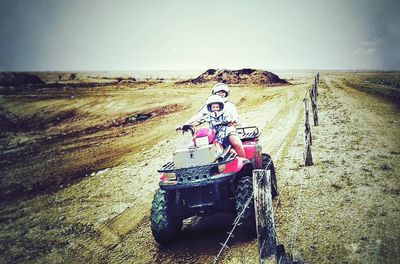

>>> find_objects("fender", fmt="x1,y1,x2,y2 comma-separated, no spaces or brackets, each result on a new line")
223,157,249,173
243,142,256,159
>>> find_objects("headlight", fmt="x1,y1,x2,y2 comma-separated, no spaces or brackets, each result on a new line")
165,173,176,181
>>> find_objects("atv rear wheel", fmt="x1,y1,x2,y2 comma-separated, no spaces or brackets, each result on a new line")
262,153,279,198
151,189,182,245
235,176,256,238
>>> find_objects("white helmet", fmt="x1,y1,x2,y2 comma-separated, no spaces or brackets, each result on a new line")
206,94,225,112
211,83,230,97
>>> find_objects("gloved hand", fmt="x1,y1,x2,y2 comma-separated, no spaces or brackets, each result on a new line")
176,124,193,132
182,124,194,132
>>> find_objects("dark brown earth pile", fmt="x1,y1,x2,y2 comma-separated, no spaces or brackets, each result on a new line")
180,68,288,85
0,72,45,86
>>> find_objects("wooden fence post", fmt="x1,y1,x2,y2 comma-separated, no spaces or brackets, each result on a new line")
304,95,312,146
311,83,317,102
309,88,318,126
314,77,318,97
253,169,277,264
303,98,313,166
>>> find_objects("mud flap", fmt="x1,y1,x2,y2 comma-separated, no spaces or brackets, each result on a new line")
253,144,263,169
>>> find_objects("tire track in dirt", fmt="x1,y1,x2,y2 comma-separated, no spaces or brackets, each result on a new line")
258,85,307,160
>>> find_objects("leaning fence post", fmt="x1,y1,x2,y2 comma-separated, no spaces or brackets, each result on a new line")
253,169,277,264
303,98,313,166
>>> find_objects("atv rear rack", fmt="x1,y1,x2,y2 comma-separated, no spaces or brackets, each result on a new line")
237,126,260,140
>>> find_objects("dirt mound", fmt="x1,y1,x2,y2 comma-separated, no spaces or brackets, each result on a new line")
0,72,45,86
180,68,288,85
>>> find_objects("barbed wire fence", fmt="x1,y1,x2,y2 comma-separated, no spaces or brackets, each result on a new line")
213,73,320,264
213,159,274,264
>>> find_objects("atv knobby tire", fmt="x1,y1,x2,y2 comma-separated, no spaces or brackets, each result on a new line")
235,176,256,238
262,153,279,198
151,189,182,245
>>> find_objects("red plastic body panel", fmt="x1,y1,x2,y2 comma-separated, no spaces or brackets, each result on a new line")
243,141,257,159
223,157,247,173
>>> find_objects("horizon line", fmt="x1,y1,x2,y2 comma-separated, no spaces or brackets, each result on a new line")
1,68,400,72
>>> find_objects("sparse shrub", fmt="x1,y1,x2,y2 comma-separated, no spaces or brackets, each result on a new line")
380,163,392,171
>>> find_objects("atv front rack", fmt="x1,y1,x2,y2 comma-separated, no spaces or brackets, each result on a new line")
158,152,237,173
237,126,260,140
158,152,239,188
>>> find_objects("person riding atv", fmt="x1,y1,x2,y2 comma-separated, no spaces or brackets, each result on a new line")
184,83,245,157
178,94,234,155
151,96,278,244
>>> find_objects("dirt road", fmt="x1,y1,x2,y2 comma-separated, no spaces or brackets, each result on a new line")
1,72,399,263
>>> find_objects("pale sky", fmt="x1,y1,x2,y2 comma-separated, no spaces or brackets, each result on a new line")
0,0,399,71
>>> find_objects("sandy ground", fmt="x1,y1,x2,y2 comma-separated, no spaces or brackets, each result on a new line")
0,72,399,263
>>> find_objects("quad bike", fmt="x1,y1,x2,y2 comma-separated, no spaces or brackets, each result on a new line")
150,124,278,245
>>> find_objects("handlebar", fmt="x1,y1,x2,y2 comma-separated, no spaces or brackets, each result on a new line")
176,118,234,136
197,116,233,127
212,120,230,126
176,124,195,136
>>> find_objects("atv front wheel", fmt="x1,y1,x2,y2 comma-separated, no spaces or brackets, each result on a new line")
235,176,256,239
151,189,182,245
262,153,278,198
